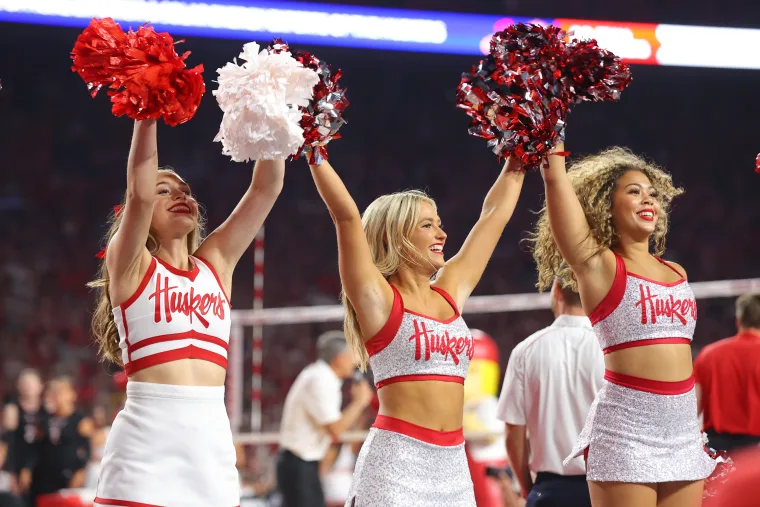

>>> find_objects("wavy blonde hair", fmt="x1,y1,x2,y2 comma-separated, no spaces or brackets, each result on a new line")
343,190,437,371
529,147,683,292
87,168,206,365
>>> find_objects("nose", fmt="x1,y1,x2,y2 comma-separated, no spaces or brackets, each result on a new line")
173,190,187,201
436,227,447,240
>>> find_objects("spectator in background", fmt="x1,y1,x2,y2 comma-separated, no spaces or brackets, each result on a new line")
276,331,374,507
28,377,92,505
1,369,46,507
0,440,22,507
496,278,604,507
695,293,760,451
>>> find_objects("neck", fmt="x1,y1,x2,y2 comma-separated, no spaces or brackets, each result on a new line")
155,239,191,270
388,265,436,299
614,236,651,261
562,307,587,317
739,327,760,337
18,396,39,413
56,405,74,418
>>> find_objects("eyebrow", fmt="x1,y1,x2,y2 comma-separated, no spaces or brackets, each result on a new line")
624,183,654,190
156,181,191,191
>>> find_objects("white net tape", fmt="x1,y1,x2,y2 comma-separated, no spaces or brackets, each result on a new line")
229,276,760,445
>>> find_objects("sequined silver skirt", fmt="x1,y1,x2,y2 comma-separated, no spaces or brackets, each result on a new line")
565,374,717,483
345,416,475,507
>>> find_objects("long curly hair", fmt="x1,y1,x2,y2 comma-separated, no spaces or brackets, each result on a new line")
528,147,684,292
86,168,206,365
342,190,437,371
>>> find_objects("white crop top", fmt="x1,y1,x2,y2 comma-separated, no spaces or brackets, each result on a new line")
112,256,231,375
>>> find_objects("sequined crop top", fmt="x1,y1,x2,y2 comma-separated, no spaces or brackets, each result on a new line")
364,284,475,389
112,256,232,375
588,253,697,354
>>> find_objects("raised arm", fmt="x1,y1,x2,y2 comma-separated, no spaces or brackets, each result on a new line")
196,159,285,292
436,157,525,308
309,160,392,338
106,120,158,285
541,143,614,283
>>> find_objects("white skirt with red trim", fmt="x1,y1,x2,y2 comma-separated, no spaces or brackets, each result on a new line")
345,416,475,507
94,382,239,507
565,374,717,483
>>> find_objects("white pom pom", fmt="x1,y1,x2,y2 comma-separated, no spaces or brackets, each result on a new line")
213,42,320,162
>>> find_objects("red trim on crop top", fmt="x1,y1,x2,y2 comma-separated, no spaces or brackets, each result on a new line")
364,284,404,357
375,374,465,389
124,345,228,376
588,253,627,325
372,414,464,446
604,337,691,354
193,255,232,305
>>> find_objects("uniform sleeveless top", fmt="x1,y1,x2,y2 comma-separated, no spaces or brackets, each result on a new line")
365,284,475,389
588,253,697,354
112,256,232,375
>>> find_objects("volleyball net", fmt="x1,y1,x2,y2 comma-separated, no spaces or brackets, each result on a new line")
226,274,760,446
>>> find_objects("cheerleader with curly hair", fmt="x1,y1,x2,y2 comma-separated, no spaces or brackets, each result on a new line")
529,143,716,507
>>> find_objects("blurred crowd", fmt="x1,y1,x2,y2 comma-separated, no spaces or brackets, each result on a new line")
0,18,759,504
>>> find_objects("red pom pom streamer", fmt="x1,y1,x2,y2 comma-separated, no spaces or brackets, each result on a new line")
703,445,736,499
268,39,348,164
755,153,760,174
71,18,204,126
457,23,631,169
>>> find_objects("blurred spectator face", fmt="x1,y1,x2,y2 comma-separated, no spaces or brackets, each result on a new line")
17,369,43,400
92,405,107,427
334,348,356,379
408,201,447,272
52,379,77,413
610,170,661,240
150,173,199,239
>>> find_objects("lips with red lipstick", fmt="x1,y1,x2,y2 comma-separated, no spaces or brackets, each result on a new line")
168,203,192,215
429,243,444,255
636,208,655,222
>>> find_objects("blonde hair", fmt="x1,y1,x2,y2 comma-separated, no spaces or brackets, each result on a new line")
529,147,683,292
343,190,437,371
87,168,206,365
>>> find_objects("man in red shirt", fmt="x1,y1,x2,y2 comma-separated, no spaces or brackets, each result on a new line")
694,293,760,451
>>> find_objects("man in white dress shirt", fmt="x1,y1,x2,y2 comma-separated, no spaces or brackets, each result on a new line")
276,330,374,507
496,279,604,507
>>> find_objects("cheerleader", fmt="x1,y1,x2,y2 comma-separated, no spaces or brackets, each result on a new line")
529,143,716,507
87,119,284,506
308,155,525,506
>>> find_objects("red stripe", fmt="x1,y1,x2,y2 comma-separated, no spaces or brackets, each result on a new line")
365,284,404,356
603,337,691,354
124,345,227,375
121,258,157,311
604,369,695,395
372,415,464,446
376,374,464,389
155,256,200,281
128,330,229,353
589,253,626,325
94,497,163,507
193,256,231,306
122,306,132,364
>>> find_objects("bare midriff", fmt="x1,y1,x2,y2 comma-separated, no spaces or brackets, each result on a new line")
129,359,226,386
377,380,464,432
604,342,694,381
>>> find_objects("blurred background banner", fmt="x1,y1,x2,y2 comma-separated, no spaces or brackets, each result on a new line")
2,1,760,68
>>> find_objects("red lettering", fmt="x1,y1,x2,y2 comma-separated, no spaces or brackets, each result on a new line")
147,274,225,328
634,283,695,326
408,320,474,365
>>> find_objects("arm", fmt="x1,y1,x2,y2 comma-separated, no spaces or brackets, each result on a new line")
309,161,392,336
106,120,158,284
505,424,533,498
68,417,93,488
436,158,525,306
323,380,374,440
541,143,613,278
196,159,285,292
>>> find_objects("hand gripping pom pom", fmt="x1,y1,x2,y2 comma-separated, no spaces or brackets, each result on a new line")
71,18,205,126
457,23,631,169
267,40,348,164
213,41,320,162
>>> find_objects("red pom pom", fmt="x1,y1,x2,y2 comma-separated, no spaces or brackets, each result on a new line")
457,23,631,168
71,18,204,126
755,153,760,174
267,39,348,164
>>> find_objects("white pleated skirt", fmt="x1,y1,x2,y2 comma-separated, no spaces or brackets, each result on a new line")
95,382,239,507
